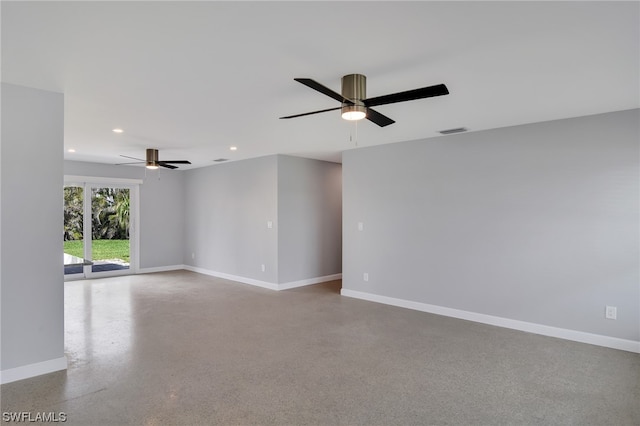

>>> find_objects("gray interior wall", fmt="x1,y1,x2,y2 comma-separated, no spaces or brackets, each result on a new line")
342,109,639,341
138,169,185,268
277,155,342,283
64,161,185,269
183,156,278,282
1,83,65,370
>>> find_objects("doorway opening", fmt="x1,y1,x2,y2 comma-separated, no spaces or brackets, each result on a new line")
64,177,139,279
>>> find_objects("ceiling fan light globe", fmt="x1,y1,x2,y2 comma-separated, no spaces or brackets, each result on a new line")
146,164,159,170
341,104,367,121
342,110,366,121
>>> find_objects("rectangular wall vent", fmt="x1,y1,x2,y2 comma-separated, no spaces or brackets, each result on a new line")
213,158,229,162
439,127,468,135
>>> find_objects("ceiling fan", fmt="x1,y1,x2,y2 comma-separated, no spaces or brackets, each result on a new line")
118,148,191,170
280,74,449,127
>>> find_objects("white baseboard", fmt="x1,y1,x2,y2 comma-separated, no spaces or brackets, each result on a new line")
184,266,341,292
1,356,68,385
277,273,342,290
341,289,640,354
138,264,186,274
184,265,279,290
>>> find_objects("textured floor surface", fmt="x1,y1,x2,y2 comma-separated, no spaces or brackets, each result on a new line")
1,270,639,425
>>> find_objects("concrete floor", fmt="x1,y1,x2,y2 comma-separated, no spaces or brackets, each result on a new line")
1,270,639,425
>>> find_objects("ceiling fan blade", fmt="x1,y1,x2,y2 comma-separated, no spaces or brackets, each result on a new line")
158,162,178,169
294,78,352,104
364,84,449,107
160,160,191,164
280,106,342,120
120,154,144,161
115,161,145,166
366,108,395,127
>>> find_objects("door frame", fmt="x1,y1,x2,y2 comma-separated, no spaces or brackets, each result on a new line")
64,175,141,280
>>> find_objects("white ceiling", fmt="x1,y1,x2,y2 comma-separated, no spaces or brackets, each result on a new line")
2,1,638,169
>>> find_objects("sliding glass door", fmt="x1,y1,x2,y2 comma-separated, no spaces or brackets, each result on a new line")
90,187,131,274
63,185,86,276
64,178,139,279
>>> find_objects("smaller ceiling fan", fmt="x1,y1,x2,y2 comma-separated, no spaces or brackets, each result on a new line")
280,74,449,127
118,149,191,170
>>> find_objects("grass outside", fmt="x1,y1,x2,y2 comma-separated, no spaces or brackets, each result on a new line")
64,239,130,263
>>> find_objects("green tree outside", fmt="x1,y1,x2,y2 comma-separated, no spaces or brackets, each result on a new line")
64,186,130,262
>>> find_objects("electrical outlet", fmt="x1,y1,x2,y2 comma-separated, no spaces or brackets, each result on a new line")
605,306,617,320
261,264,266,272
363,272,369,282
267,221,273,229
191,252,195,259
358,222,364,231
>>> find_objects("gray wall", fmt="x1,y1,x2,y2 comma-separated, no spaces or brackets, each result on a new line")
277,155,342,283
64,161,185,269
184,156,279,282
183,155,343,284
343,109,639,341
1,83,64,370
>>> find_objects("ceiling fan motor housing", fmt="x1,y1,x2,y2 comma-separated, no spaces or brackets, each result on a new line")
146,148,159,167
341,74,367,118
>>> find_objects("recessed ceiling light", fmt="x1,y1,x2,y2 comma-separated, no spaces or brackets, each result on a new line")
112,128,124,133
67,148,76,153
229,146,237,151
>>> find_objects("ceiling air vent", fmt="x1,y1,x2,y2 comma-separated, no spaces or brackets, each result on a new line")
213,158,229,162
439,127,468,135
